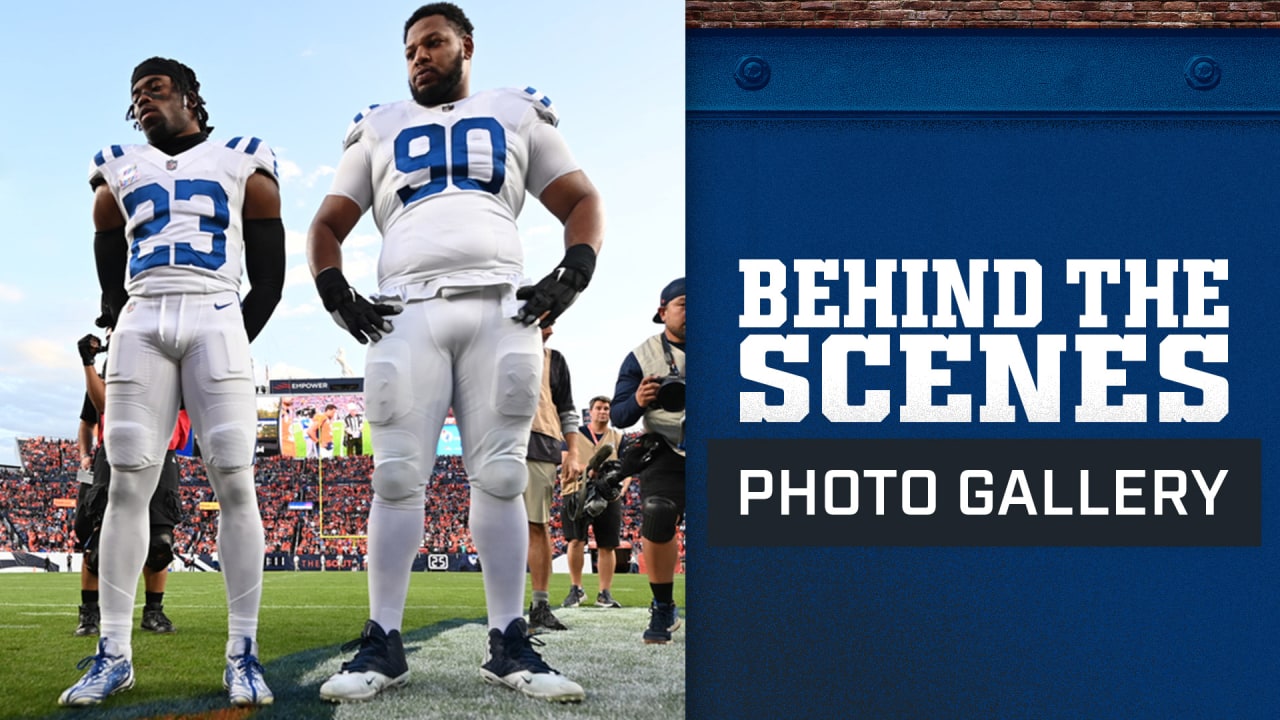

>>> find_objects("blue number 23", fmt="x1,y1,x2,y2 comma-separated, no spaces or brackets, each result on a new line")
122,179,229,275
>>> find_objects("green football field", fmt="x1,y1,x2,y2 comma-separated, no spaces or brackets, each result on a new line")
0,571,685,719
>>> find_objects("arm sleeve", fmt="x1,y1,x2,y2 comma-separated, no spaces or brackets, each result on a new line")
525,121,580,198
611,352,646,429
327,139,375,211
549,350,579,436
94,228,129,321
241,218,286,342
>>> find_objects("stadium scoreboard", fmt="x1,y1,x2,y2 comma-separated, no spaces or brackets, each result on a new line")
256,377,461,458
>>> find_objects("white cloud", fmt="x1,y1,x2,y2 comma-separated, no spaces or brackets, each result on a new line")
280,228,377,287
343,251,379,285
16,339,77,370
261,361,320,380
285,228,307,257
0,376,85,464
305,166,336,188
284,250,377,288
520,224,559,242
346,232,380,249
277,159,303,183
272,300,319,318
283,262,314,289
0,283,23,302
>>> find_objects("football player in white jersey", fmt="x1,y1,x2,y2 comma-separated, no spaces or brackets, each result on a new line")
59,57,284,708
307,2,602,705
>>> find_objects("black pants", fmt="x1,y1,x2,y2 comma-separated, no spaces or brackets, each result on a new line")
74,447,182,547
638,441,686,520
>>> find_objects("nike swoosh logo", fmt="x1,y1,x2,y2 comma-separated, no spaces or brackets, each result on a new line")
214,302,233,310
366,677,378,686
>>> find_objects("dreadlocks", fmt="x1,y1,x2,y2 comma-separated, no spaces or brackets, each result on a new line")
125,57,214,135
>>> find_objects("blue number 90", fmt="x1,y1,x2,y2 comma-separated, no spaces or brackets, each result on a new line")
394,118,506,206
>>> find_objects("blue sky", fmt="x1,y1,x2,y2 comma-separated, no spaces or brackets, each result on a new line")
0,2,686,465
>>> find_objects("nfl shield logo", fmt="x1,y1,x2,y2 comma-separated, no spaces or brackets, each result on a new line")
166,159,178,170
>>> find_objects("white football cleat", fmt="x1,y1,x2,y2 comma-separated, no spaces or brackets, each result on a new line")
480,618,585,703
320,620,410,703
224,637,274,706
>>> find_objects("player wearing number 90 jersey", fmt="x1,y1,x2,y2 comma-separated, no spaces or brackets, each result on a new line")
331,86,578,298
308,2,603,706
60,57,283,710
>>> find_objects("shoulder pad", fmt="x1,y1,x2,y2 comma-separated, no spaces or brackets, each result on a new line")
88,144,128,187
343,104,383,150
516,87,560,127
223,136,279,179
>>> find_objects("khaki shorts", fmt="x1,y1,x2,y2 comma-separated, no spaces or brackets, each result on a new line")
523,460,558,524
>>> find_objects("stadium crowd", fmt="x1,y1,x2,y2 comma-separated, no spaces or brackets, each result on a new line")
1,437,680,568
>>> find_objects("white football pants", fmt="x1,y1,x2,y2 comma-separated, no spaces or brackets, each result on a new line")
99,291,264,654
363,286,542,633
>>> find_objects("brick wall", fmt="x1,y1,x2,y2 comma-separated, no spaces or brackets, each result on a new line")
686,1,1280,28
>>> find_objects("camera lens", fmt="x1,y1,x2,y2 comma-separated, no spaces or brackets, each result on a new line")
657,376,685,412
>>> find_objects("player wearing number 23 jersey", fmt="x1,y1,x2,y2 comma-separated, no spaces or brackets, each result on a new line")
90,133,276,296
60,57,283,710
307,3,603,706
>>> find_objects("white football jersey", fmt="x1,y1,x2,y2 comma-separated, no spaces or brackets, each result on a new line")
329,87,580,297
88,137,278,296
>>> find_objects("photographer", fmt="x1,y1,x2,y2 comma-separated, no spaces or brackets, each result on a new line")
73,329,188,637
610,277,685,644
561,396,629,610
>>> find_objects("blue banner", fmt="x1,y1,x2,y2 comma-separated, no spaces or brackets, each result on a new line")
688,30,1280,718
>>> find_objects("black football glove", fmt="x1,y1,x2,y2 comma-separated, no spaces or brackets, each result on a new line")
515,244,597,328
95,292,126,330
77,334,103,366
315,267,401,344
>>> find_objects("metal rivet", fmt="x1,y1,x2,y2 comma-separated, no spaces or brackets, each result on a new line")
1184,55,1221,91
734,55,770,91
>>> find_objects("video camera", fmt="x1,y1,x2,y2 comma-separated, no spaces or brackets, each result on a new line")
571,443,626,520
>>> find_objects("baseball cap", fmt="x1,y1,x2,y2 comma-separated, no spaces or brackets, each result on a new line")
652,277,685,323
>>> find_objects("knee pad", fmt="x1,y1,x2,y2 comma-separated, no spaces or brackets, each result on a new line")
470,455,528,500
371,458,425,504
103,420,163,471
200,422,254,472
641,496,680,543
370,429,426,503
146,527,175,572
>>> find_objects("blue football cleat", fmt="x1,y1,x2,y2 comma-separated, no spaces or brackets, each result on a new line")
58,637,134,706
224,637,273,706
